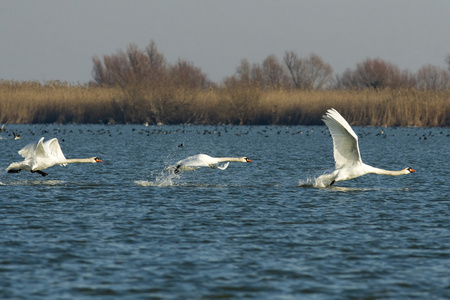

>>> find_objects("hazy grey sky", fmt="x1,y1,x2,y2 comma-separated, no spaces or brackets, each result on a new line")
1,0,449,84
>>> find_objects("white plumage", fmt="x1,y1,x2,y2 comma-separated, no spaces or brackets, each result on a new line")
169,154,252,173
6,137,102,176
317,108,415,186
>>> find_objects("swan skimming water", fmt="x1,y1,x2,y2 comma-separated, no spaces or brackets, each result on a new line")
317,108,415,186
169,154,252,174
6,137,102,176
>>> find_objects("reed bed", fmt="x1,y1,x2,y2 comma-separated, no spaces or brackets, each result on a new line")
0,80,449,126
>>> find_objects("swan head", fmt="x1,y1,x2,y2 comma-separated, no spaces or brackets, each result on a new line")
93,157,103,163
406,167,415,173
242,157,252,162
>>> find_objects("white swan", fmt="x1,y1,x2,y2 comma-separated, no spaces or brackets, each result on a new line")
317,108,415,186
6,137,102,176
170,154,252,174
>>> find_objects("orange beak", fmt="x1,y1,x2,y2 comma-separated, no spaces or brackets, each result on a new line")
409,168,416,172
95,158,103,162
246,159,253,162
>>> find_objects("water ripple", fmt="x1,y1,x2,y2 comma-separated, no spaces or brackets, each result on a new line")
0,124,449,298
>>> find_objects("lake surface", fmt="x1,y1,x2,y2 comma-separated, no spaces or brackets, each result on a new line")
1,124,449,299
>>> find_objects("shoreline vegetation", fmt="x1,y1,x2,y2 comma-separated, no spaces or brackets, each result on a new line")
1,41,449,126
1,80,448,126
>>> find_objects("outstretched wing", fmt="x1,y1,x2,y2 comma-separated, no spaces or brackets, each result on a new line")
18,137,43,159
217,162,230,170
170,154,214,173
43,138,67,165
178,154,212,168
322,108,362,169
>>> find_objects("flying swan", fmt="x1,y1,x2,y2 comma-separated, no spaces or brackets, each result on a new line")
317,108,415,186
169,154,252,174
6,137,102,176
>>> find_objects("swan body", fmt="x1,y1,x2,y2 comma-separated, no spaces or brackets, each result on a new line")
170,154,252,173
317,108,415,186
6,137,102,176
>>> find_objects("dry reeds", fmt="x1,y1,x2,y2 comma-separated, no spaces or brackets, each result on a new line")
0,80,449,126
0,81,120,124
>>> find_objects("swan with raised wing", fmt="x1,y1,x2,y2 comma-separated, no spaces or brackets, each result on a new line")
169,154,252,174
6,137,102,176
316,108,415,186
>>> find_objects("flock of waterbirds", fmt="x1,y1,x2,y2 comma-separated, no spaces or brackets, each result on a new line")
1,109,421,187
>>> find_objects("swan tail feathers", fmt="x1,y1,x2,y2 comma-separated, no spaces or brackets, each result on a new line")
6,162,22,171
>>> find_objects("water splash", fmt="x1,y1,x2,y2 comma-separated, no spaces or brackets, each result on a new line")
299,175,389,192
135,170,178,187
299,177,324,188
298,177,317,188
299,173,333,188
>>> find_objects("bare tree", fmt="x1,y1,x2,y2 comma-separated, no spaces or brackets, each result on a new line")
127,43,151,85
91,40,211,90
284,51,302,88
145,40,167,84
356,58,399,88
284,52,333,90
416,64,450,90
168,59,210,89
91,56,107,85
446,54,450,72
236,59,252,83
224,59,257,87
335,58,414,89
101,50,132,88
261,55,290,89
334,68,358,89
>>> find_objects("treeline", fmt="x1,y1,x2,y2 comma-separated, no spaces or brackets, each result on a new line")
0,40,449,126
90,41,450,91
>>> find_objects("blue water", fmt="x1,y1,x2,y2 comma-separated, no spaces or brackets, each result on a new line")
1,124,449,299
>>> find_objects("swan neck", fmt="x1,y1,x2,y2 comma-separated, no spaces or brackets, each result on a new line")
64,158,95,164
216,157,241,162
367,166,406,176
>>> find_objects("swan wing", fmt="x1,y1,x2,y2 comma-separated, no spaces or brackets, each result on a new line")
15,137,52,171
217,162,230,170
178,154,213,168
167,154,208,173
32,137,66,169
43,138,67,165
322,108,362,169
18,137,43,159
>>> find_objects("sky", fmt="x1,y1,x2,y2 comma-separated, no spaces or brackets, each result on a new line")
1,0,450,84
